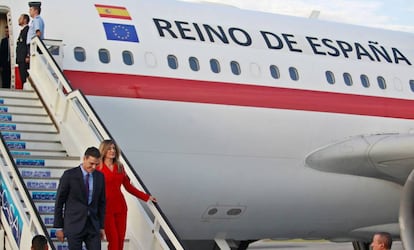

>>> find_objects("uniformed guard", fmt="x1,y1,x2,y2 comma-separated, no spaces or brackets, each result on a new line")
16,14,30,84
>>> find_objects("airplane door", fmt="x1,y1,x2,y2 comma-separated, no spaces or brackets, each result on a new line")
0,9,15,89
6,11,16,89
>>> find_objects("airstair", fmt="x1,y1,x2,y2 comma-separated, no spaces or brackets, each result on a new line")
0,37,184,250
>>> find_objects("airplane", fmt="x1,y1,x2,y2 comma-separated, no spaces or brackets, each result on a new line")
1,0,414,249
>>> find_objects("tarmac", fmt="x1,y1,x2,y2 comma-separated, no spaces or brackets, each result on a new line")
247,240,404,249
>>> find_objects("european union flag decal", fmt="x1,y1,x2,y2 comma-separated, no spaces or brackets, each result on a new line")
103,22,139,42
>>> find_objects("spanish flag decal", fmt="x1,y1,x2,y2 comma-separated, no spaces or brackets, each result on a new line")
95,4,131,20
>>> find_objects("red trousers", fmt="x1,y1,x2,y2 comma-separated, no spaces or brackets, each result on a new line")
105,212,127,250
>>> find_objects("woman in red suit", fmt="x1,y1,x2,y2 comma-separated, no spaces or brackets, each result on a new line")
97,139,157,250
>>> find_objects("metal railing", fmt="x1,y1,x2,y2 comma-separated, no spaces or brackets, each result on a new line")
0,133,53,250
29,36,184,249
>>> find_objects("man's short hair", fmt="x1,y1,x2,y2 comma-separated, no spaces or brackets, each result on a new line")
375,232,392,249
84,146,101,159
29,2,42,14
31,234,47,250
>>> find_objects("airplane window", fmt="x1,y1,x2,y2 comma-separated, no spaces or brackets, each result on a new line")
360,74,370,88
325,71,335,84
74,47,86,62
343,73,353,86
189,57,200,71
377,76,387,90
410,80,414,92
167,55,178,69
289,67,299,81
48,45,60,56
230,61,241,75
210,59,220,73
269,65,280,79
99,49,110,64
122,51,134,66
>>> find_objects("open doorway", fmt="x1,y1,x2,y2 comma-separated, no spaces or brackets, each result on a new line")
0,12,8,88
0,8,15,89
0,11,9,88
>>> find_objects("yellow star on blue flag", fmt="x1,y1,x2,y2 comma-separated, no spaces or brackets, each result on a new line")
103,22,139,42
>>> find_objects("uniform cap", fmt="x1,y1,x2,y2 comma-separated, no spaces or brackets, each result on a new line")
28,2,41,8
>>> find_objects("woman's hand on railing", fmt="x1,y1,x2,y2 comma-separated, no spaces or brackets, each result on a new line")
149,196,157,203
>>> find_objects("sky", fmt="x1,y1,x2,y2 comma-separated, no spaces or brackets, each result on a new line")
180,0,414,34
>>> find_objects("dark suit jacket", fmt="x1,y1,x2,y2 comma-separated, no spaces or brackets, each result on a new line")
0,37,9,69
16,26,29,64
54,166,106,235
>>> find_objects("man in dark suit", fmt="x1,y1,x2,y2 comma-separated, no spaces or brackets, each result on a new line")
16,14,30,84
0,26,10,88
54,147,106,250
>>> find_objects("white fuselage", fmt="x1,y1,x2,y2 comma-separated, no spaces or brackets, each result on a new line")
89,96,404,240
4,0,414,241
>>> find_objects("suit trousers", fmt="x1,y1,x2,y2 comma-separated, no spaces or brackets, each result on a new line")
1,66,10,88
105,211,127,250
18,62,29,84
67,217,101,250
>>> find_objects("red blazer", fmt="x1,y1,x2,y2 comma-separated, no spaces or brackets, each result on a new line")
98,163,149,213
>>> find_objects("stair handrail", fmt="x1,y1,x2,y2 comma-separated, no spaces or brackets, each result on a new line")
29,36,184,249
67,90,184,249
0,132,54,250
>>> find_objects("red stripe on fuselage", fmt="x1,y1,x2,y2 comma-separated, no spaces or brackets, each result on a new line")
64,70,414,119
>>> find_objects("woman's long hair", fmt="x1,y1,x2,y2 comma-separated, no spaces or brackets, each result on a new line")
99,139,123,173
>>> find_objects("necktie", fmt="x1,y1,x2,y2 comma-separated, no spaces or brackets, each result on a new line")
85,173,90,203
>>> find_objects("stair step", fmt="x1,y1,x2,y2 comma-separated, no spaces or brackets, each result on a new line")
0,122,56,132
23,175,60,180
24,179,59,190
0,97,41,106
53,241,69,250
34,202,55,214
19,167,66,178
0,105,46,115
6,140,65,151
30,190,56,202
48,228,58,239
15,160,80,169
1,131,59,141
0,113,51,123
14,155,80,167
49,239,129,250
0,89,37,99
10,149,67,157
40,214,54,226
47,234,129,250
